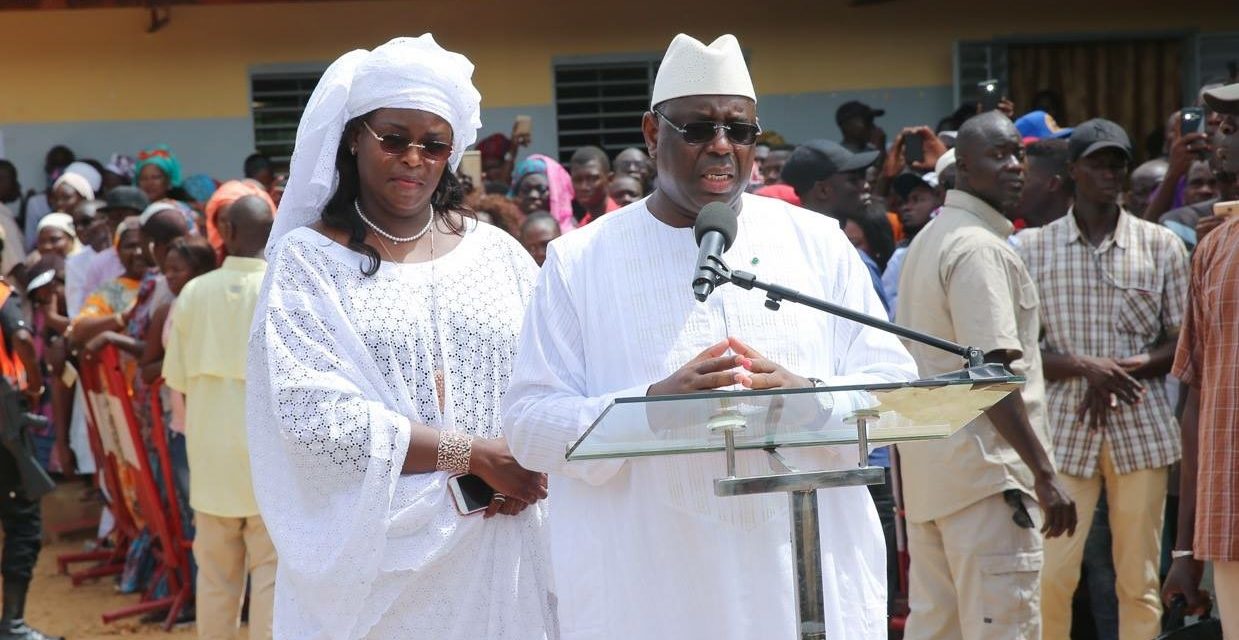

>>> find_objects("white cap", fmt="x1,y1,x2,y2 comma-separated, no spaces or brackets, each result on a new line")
138,201,179,225
935,148,957,175
650,34,756,109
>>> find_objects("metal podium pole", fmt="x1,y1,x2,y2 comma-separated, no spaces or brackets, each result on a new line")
790,488,826,640
713,411,882,640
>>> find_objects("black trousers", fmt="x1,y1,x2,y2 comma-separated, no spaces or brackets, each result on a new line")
0,462,41,585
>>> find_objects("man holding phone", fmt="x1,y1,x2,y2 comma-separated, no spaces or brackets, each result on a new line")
1140,104,1214,222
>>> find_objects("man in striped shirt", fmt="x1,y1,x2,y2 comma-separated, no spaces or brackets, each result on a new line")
1162,82,1239,638
1017,118,1190,639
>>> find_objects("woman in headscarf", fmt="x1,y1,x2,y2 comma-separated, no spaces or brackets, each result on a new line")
33,213,81,258
134,145,191,204
248,35,554,639
509,154,576,232
67,218,148,357
48,171,93,219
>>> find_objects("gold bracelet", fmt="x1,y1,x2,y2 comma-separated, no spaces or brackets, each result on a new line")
436,431,472,475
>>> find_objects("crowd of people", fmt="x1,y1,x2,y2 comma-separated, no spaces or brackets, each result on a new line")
0,29,1235,640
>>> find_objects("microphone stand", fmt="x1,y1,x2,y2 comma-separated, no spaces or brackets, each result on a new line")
699,254,1003,376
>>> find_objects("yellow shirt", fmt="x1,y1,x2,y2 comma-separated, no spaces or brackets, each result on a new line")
895,190,1052,523
163,256,267,517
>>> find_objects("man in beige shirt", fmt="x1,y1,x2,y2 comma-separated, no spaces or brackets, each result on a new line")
896,111,1077,640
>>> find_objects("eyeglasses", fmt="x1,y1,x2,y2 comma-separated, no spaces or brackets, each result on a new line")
361,121,453,162
654,111,761,146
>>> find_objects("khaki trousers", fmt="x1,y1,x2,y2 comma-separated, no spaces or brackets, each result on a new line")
1041,444,1166,640
193,512,277,640
905,491,1044,640
1216,561,1239,638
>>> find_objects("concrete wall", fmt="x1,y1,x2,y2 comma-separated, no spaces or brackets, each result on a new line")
1,0,1235,189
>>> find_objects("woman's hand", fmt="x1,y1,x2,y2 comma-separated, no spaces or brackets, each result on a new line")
469,437,548,514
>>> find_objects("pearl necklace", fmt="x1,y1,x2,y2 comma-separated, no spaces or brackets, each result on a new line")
354,199,434,244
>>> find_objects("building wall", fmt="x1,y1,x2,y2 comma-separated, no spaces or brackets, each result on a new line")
1,0,1235,188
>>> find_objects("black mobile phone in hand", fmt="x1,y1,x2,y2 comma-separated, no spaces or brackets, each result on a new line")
904,134,924,166
1181,107,1205,136
978,79,1002,112
448,473,495,515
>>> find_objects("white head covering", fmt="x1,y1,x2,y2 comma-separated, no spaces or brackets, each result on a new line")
650,34,756,108
138,201,180,225
35,212,82,255
36,212,77,239
268,34,482,253
935,148,957,175
65,161,103,193
52,172,95,202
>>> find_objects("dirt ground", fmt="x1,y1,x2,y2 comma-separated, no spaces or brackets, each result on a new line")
25,481,195,640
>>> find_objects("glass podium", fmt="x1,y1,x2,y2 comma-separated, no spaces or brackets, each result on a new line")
567,369,1024,640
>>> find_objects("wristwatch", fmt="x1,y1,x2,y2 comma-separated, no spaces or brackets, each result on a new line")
807,377,835,413
1171,549,1194,559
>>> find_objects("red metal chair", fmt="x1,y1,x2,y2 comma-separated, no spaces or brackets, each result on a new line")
56,358,138,584
91,346,188,627
146,378,194,630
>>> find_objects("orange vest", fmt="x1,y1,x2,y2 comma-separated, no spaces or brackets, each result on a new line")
0,283,26,389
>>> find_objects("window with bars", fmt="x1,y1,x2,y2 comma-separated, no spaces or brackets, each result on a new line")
250,72,324,170
954,41,1009,109
553,58,659,163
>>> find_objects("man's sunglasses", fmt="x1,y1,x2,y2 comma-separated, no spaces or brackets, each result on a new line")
361,121,453,162
654,111,761,146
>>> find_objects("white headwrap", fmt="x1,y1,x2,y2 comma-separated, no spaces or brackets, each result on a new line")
65,161,103,193
36,212,76,239
52,172,95,202
138,201,180,225
268,34,482,253
36,212,82,255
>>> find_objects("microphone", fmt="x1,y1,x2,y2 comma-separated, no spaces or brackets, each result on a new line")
692,202,739,302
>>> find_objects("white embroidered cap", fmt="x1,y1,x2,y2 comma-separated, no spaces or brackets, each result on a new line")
935,148,957,175
650,34,756,109
138,200,179,225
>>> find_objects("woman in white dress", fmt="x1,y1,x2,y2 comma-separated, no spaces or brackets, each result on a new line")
246,35,555,640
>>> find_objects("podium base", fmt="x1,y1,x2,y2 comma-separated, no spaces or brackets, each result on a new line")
714,465,884,497
713,445,886,640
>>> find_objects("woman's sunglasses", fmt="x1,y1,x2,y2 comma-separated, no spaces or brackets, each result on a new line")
654,111,761,146
361,121,453,162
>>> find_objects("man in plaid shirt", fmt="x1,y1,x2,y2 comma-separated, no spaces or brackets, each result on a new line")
1017,118,1190,639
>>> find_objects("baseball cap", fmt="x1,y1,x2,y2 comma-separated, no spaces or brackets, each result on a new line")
100,186,150,213
780,140,880,194
1068,118,1132,162
1203,82,1239,115
836,101,885,126
893,171,940,200
1015,110,1073,141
